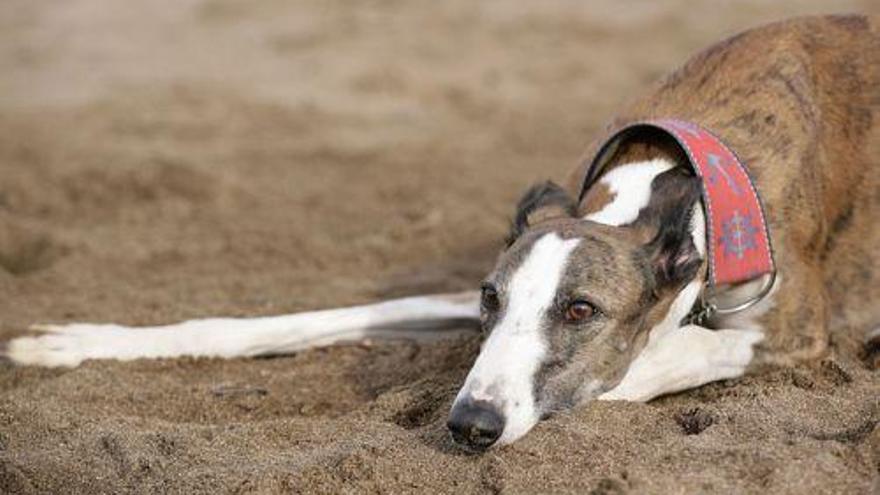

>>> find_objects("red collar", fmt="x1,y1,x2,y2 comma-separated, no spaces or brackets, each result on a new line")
582,118,776,292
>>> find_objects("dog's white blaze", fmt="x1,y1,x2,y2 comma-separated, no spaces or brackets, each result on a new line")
584,158,675,226
454,233,580,445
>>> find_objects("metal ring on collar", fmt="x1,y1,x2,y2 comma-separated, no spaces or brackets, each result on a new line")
711,270,777,316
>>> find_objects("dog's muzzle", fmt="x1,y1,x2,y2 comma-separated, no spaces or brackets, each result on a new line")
447,400,505,451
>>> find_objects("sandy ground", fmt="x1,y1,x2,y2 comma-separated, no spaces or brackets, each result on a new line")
1,1,879,493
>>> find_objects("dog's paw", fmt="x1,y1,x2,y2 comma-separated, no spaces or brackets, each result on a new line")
4,323,127,367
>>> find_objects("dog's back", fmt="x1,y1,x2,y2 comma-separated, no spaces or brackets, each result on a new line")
569,15,880,357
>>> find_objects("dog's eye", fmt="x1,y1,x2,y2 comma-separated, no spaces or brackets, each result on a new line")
480,283,500,312
565,299,597,323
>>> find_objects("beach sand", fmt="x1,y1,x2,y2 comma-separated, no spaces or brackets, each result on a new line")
1,1,878,492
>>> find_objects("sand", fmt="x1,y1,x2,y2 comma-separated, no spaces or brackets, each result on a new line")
1,1,879,493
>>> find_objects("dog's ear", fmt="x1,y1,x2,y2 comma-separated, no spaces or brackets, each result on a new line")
638,170,704,290
507,181,577,245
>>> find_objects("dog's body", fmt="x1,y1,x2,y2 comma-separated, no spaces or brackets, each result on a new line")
572,13,880,365
6,15,879,450
579,13,879,355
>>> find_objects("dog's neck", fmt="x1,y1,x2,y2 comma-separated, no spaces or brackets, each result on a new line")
580,158,676,227
579,134,687,221
579,153,709,319
580,146,702,238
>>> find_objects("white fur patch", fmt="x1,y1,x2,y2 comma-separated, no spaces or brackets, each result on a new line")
584,158,675,226
452,232,580,445
690,203,707,258
598,322,763,402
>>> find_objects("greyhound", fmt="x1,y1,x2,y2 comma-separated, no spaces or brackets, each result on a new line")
5,15,879,451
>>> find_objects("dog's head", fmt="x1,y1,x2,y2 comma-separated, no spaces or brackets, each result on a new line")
448,162,705,450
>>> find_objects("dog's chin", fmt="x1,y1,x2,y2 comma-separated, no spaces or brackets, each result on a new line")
447,426,529,453
448,435,494,455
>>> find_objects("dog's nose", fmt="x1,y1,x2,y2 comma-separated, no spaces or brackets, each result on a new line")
447,401,505,450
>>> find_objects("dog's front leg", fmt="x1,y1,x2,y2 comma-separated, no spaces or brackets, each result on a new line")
598,325,763,403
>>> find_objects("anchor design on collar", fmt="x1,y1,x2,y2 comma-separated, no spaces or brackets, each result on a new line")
706,152,743,195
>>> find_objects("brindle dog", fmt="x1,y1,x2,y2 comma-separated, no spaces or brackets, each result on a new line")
446,14,879,449
6,15,879,451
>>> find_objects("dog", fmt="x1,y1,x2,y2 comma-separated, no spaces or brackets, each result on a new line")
5,15,879,451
